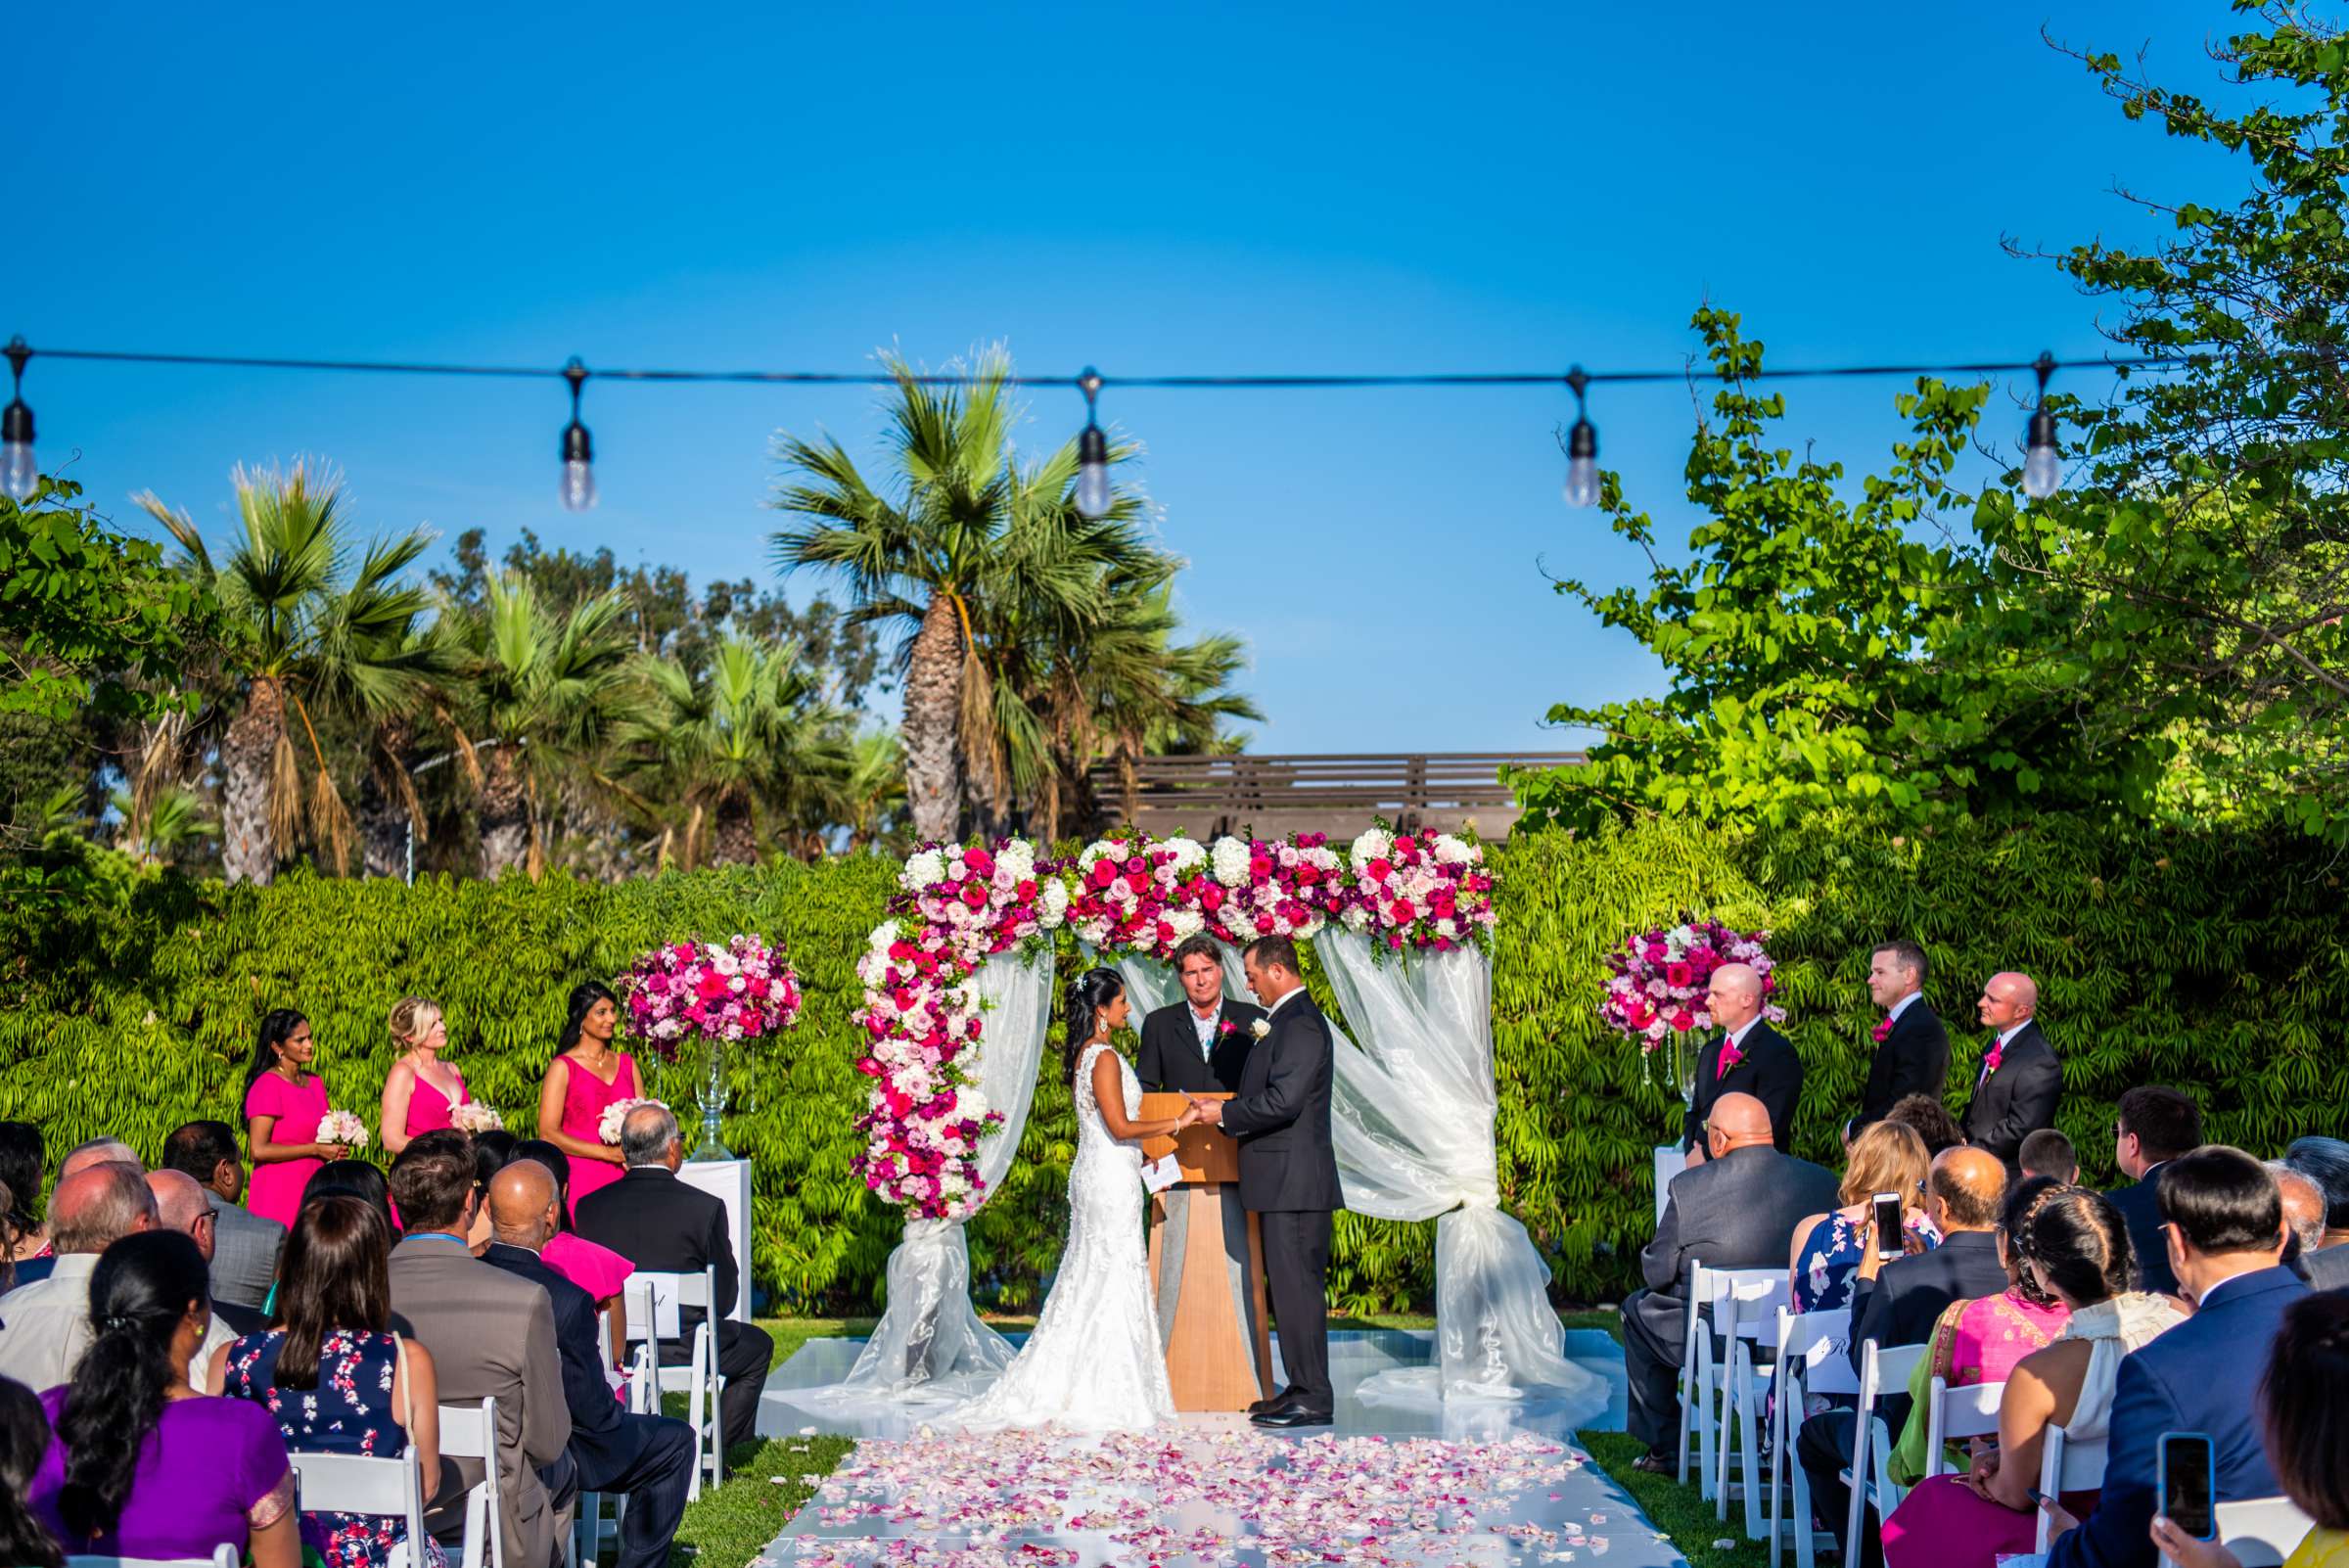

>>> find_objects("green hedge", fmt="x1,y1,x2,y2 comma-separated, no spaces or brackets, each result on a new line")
4,817,2343,1310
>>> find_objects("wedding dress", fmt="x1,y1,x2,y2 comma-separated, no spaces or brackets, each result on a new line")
944,1038,1176,1432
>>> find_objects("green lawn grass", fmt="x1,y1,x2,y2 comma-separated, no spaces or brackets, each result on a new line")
1575,1432,1773,1568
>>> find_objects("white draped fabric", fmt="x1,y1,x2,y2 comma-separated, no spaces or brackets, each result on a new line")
1110,937,1602,1413
787,945,1056,1412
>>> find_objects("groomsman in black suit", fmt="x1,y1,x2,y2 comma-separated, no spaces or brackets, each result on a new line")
1682,963,1804,1158
1136,934,1266,1095
1959,971,2063,1175
1855,940,1950,1130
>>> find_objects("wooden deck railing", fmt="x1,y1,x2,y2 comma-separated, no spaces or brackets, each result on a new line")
1082,751,1585,839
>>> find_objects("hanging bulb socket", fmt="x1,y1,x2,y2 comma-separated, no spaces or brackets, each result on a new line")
2021,351,2060,500
1074,366,1111,518
1562,365,1600,508
559,356,597,512
1,338,36,504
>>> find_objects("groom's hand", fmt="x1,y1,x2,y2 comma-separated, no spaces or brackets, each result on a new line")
1192,1098,1223,1125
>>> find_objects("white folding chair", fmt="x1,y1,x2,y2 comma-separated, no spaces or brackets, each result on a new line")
292,1445,429,1568
437,1396,505,1568
2206,1497,2319,1568
1676,1264,1782,1493
1920,1376,2006,1479
2033,1424,2109,1551
1716,1273,1794,1534
67,1549,238,1568
1769,1306,1857,1568
623,1266,724,1499
1841,1339,1927,1567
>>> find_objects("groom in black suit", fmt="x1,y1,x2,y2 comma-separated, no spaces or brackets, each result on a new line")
1682,962,1804,1158
1137,934,1266,1094
1192,933,1341,1428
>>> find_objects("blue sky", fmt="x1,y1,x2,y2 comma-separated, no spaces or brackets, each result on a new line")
18,1,2245,751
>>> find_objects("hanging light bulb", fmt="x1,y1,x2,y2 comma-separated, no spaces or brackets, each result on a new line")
2022,351,2061,500
1561,365,1599,508
1,338,36,503
559,356,597,512
1074,367,1111,519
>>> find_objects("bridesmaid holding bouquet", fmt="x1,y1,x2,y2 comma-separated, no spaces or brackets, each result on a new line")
534,982,637,1217
242,1009,350,1229
378,996,472,1157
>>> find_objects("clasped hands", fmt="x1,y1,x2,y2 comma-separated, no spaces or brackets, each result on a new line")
1174,1095,1224,1130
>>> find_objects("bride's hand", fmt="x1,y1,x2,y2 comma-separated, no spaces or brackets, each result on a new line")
1174,1100,1203,1130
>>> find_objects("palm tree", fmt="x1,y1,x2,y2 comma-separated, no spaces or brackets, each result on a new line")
837,728,908,853
135,463,432,884
446,572,634,878
616,634,852,868
110,785,217,868
770,348,1157,841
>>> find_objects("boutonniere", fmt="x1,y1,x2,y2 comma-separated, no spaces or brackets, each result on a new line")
1218,1019,1239,1037
1250,1018,1271,1039
1870,1017,1894,1044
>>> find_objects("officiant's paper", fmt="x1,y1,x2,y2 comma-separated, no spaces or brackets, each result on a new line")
1141,1153,1182,1194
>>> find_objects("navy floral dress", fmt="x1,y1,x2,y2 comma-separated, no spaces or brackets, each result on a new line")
221,1328,447,1568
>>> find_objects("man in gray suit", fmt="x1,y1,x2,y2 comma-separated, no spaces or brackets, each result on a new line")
1620,1092,1839,1471
162,1119,284,1311
389,1130,573,1568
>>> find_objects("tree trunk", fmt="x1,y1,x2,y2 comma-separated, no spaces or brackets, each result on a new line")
220,677,284,886
902,591,964,843
711,793,759,866
478,746,530,877
358,715,416,880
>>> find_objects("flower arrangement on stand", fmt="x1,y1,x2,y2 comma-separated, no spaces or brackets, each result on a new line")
621,933,803,1162
1339,826,1499,951
852,837,1067,1220
1595,916,1783,1103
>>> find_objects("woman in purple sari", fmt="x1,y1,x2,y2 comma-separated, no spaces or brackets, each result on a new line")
27,1230,299,1567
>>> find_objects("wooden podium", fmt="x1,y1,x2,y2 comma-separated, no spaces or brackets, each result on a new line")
1139,1091,1276,1411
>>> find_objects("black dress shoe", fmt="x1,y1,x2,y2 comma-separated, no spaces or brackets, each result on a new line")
1246,1388,1293,1416
1251,1405,1334,1429
1630,1452,1678,1476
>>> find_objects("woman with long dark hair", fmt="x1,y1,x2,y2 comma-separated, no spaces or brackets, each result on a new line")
949,967,1199,1432
244,1008,351,1228
26,1231,297,1565
535,980,637,1217
0,1376,64,1568
215,1195,445,1568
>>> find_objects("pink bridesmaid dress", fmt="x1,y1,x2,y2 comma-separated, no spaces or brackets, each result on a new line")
404,1066,470,1137
243,1071,332,1229
556,1052,637,1217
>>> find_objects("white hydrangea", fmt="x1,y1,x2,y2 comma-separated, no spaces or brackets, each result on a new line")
996,839,1036,883
1221,905,1259,942
1165,907,1205,943
1432,834,1478,866
1351,827,1394,866
1211,837,1252,888
866,919,900,956
904,850,945,889
1163,836,1206,873
1036,877,1071,927
1342,903,1375,932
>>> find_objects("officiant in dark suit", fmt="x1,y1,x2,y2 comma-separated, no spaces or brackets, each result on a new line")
1192,933,1341,1429
1855,940,1950,1129
1959,970,2062,1174
1681,963,1804,1159
1136,934,1266,1094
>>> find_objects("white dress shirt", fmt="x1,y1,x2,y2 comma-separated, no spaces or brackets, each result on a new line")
1887,991,1921,1025
1188,1002,1220,1059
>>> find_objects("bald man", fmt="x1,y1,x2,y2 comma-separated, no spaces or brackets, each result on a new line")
58,1137,142,1182
482,1161,695,1568
1623,1092,1837,1469
1799,1146,2011,1563
1682,962,1805,1158
144,1168,257,1373
1958,971,2062,1174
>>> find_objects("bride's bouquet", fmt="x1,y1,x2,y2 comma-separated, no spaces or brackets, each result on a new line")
448,1102,504,1135
598,1097,665,1145
315,1110,370,1149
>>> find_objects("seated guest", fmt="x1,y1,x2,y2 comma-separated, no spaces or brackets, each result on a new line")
1789,1119,1937,1314
1681,964,1805,1159
1959,972,2062,1174
7,1137,146,1296
0,1123,53,1286
2022,1128,2080,1185
161,1119,286,1312
1881,1185,2184,1568
467,1130,521,1255
577,1104,774,1453
0,1164,160,1391
302,1156,397,1233
2272,1163,2327,1261
144,1169,253,1373
2148,1292,2349,1568
1799,1146,2010,1565
1884,1177,2074,1486
1619,1091,1837,1473
2103,1085,2200,1298
215,1195,444,1568
0,1181,16,1296
27,1231,298,1568
389,1130,571,1568
0,1375,64,1568
1887,1092,1966,1158
514,1138,633,1368
484,1161,693,1568
2043,1145,2308,1568
2283,1135,2349,1251
57,1138,142,1179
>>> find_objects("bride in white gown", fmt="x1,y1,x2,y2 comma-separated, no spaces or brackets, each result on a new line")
948,968,1201,1432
